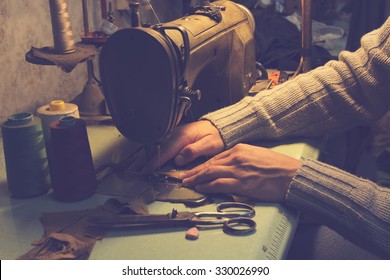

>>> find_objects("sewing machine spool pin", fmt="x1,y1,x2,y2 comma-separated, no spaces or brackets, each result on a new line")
129,2,141,28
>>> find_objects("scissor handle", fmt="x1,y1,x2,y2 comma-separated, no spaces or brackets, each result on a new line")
216,202,256,218
193,202,255,225
223,217,256,235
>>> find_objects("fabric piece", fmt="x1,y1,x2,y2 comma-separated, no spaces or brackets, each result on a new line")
18,232,90,260
17,199,147,260
251,10,333,71
97,170,209,206
25,43,97,73
97,172,156,200
18,208,105,260
252,10,301,70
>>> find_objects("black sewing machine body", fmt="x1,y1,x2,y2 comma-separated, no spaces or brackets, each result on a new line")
100,0,256,144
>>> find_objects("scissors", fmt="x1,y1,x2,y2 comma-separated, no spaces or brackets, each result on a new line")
89,202,256,235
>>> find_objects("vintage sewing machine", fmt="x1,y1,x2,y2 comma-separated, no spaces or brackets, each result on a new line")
99,0,257,145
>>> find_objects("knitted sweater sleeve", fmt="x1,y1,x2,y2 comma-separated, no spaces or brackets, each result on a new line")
200,17,390,257
201,17,390,149
288,159,390,257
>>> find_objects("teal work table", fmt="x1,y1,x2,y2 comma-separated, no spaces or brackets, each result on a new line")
0,125,321,260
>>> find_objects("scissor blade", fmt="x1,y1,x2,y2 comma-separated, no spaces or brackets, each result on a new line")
89,212,195,226
89,214,170,225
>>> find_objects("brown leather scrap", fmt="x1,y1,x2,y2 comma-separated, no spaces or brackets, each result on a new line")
17,199,149,260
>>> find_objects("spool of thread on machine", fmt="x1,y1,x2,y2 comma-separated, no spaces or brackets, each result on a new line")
1,112,51,198
49,0,76,53
50,116,97,202
37,100,79,162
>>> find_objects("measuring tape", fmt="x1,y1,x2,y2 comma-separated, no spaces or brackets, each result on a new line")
260,205,298,259
258,138,322,259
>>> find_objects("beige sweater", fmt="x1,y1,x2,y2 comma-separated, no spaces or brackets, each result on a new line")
202,17,390,257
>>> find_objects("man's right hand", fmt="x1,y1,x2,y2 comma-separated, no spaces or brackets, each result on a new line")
126,120,225,172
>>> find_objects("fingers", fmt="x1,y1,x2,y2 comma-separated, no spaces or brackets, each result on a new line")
180,151,228,178
162,120,224,167
174,136,224,166
127,120,225,171
194,178,238,194
181,151,236,194
151,134,189,169
181,159,238,195
178,144,302,203
182,165,231,186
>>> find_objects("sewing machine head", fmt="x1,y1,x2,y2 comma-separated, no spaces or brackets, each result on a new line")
100,0,256,145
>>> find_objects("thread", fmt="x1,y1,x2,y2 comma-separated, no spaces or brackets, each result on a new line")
50,116,97,202
37,100,79,163
146,0,161,25
1,112,50,198
49,0,76,54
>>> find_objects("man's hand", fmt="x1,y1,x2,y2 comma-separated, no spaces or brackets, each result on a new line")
180,143,302,202
126,120,225,172
156,120,225,167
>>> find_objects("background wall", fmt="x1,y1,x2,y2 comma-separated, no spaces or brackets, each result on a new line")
0,0,183,120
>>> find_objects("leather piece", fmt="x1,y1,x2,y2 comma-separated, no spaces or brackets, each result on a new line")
25,44,97,73
17,199,149,260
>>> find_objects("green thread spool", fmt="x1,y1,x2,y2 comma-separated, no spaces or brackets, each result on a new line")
1,112,51,198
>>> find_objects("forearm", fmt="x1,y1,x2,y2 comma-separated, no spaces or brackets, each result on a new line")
202,17,390,148
287,159,390,257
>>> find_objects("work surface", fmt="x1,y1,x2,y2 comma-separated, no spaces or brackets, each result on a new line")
0,125,321,260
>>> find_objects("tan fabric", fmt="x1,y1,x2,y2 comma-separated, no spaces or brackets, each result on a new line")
25,44,97,73
18,208,105,260
17,199,148,260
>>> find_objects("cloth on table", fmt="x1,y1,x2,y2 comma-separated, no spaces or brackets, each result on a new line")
25,43,97,73
17,198,149,260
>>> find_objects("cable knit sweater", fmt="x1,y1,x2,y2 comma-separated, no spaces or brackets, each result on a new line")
202,17,390,257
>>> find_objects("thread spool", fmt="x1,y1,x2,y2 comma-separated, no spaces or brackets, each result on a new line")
50,116,97,202
37,100,79,162
1,112,51,198
49,0,76,53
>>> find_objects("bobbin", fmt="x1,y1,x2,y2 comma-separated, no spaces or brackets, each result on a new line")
49,0,76,53
37,100,79,163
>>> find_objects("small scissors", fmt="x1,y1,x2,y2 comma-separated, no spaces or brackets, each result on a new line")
89,202,256,235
